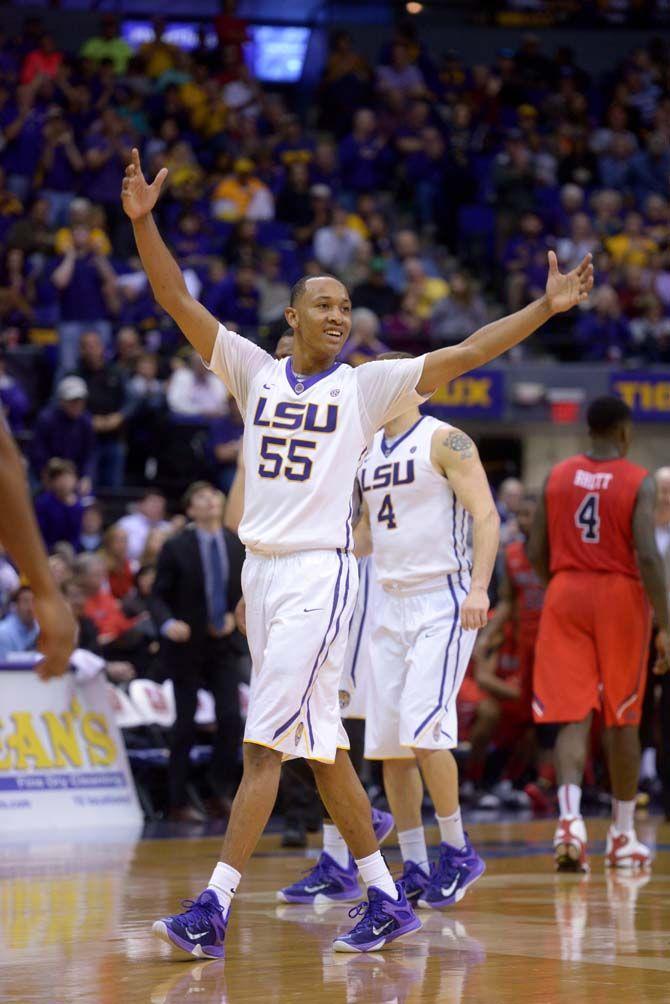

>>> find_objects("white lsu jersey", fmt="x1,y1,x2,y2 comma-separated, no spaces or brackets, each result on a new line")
359,414,472,591
207,325,427,554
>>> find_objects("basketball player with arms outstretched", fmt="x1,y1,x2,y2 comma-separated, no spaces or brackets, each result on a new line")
121,148,593,958
229,336,395,882
530,397,669,873
0,418,76,679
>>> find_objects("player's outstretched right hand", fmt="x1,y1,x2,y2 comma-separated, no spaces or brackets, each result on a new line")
34,586,77,680
121,147,168,221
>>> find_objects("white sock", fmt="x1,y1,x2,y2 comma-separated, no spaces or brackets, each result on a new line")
398,826,429,871
207,861,241,915
323,822,350,869
558,784,582,819
436,809,466,850
355,851,398,900
613,798,636,834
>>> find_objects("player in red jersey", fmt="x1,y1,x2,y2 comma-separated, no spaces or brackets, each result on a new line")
481,494,545,712
467,494,546,802
529,397,669,873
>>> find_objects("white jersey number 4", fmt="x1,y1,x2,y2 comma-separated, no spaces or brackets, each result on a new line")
377,494,398,529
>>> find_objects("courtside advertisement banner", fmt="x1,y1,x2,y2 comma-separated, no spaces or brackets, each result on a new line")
0,665,142,833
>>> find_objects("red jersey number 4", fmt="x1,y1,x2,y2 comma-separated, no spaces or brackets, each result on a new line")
575,493,600,544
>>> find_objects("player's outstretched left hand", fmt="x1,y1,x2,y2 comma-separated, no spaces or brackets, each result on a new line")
461,586,489,631
545,250,594,314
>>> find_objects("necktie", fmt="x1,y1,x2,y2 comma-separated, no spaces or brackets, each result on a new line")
208,536,227,632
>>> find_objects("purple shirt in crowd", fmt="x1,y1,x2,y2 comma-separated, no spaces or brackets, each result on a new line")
0,105,44,178
43,144,78,192
34,491,84,550
31,403,96,480
575,313,632,361
85,133,130,204
52,254,108,322
339,134,394,192
0,378,29,433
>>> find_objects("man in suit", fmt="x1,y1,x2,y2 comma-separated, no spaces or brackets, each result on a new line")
150,480,245,822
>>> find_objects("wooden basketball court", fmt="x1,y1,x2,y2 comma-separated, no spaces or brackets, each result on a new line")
2,816,669,1003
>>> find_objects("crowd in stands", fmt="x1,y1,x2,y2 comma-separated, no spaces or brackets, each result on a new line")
0,18,668,502
0,485,176,677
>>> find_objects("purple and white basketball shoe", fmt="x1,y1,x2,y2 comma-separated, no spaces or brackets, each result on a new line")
400,860,432,905
418,836,485,909
153,889,227,958
332,882,422,952
372,807,395,845
277,852,360,904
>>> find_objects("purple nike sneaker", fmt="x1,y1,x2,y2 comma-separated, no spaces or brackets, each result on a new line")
371,807,395,845
152,889,227,958
401,860,432,905
277,851,360,904
332,882,422,952
418,836,485,909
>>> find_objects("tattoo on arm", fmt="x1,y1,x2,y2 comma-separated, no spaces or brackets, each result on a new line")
444,430,474,460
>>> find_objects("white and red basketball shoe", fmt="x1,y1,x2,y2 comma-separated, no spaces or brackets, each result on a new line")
604,827,652,870
553,816,589,873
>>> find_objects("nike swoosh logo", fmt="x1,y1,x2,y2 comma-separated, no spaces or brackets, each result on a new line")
185,929,207,941
263,384,273,390
304,607,323,613
303,883,328,893
371,919,395,937
440,876,460,898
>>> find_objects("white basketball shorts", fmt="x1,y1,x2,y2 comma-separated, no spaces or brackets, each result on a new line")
364,575,476,760
243,548,358,762
338,555,380,720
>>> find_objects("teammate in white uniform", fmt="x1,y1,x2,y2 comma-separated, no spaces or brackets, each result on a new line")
121,147,594,959
356,390,499,909
339,553,379,720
